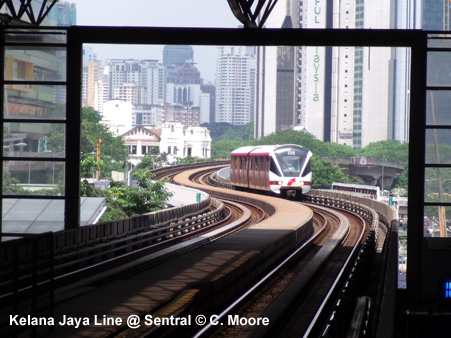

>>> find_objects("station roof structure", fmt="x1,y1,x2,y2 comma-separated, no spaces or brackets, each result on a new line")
0,0,58,26
227,0,279,28
2,197,106,235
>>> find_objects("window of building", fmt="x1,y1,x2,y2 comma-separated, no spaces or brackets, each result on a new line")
2,28,69,232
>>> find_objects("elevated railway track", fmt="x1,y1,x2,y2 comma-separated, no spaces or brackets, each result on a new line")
0,161,396,338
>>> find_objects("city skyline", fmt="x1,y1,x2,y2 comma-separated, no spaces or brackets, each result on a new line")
73,0,240,84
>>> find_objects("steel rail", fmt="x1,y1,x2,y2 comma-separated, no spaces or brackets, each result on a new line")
302,209,367,338
192,207,330,338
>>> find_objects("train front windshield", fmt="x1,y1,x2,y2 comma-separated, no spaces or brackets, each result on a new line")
275,147,308,177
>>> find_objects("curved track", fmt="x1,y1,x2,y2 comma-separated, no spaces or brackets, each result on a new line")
152,164,378,338
192,203,370,338
2,162,383,338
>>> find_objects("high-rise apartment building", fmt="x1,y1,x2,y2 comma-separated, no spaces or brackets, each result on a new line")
254,0,300,138
256,0,402,149
83,46,98,68
133,104,164,127
87,60,103,108
94,80,109,113
113,82,145,105
164,104,200,127
82,70,88,107
107,59,141,100
216,46,255,125
107,59,165,105
140,60,166,104
82,46,98,108
201,82,216,123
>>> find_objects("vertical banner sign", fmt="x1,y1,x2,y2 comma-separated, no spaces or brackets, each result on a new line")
313,46,320,102
304,0,326,141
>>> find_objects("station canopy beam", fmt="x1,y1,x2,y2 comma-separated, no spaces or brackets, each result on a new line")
0,0,58,26
227,0,279,28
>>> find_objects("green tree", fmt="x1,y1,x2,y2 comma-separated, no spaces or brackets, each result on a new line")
2,171,27,195
252,129,331,157
175,156,207,164
211,139,244,159
312,159,362,189
358,140,409,191
202,122,253,141
81,107,127,179
47,124,65,154
323,142,357,157
425,143,451,164
358,140,408,166
135,152,169,171
81,156,98,179
100,172,172,222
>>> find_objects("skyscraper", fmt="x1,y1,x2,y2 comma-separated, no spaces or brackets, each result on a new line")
201,82,216,124
216,46,255,125
163,45,194,68
107,59,165,105
254,0,305,138
47,0,76,26
87,60,102,108
140,60,166,105
256,0,402,150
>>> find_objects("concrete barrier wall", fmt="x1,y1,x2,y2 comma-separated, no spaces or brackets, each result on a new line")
53,187,396,260
310,190,398,227
53,195,214,254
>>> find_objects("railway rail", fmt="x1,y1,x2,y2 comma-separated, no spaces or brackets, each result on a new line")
1,161,396,338
191,203,377,338
0,162,268,338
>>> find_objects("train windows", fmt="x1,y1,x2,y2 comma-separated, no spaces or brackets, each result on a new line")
236,156,241,170
301,158,312,177
278,155,301,176
270,158,282,177
275,147,308,177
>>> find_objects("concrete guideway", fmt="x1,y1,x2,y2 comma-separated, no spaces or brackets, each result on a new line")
39,167,313,337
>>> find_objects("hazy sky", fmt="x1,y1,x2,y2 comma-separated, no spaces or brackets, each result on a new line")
72,0,240,83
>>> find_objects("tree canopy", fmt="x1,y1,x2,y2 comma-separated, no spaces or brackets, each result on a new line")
208,127,409,191
79,107,172,221
82,107,127,178
99,172,172,222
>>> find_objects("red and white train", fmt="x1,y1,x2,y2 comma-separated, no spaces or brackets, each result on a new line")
230,144,313,199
